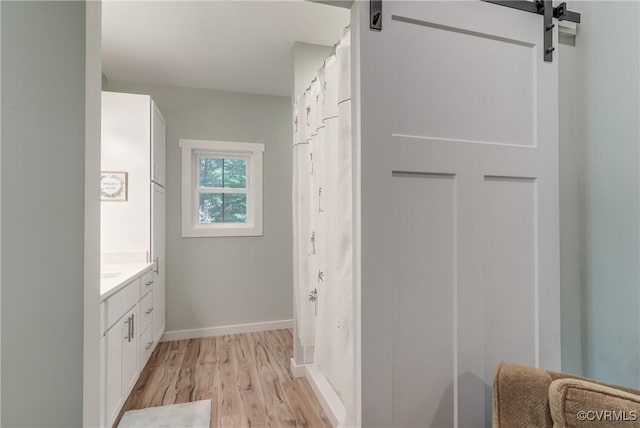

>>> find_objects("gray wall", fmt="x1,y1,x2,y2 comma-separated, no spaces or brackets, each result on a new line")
559,2,640,387
1,2,86,426
105,80,293,332
578,1,640,387
85,2,102,426
559,39,584,376
293,42,333,101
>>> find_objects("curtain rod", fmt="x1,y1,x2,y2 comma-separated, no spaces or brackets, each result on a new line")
302,25,350,95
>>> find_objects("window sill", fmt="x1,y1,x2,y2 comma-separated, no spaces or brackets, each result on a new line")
182,224,263,238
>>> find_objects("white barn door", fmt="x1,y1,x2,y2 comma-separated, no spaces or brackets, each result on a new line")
357,1,560,426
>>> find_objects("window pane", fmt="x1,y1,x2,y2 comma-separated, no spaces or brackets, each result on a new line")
199,158,223,188
199,157,246,189
199,193,223,224
223,159,247,188
198,193,247,224
223,193,247,223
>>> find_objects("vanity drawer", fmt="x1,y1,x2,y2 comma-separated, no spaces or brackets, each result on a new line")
140,290,153,333
140,323,154,368
140,270,154,296
105,279,140,331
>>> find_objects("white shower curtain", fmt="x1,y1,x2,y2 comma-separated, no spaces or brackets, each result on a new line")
293,28,354,426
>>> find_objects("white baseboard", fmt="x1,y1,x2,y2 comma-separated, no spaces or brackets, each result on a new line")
154,326,165,346
303,344,315,363
160,319,293,342
305,363,345,427
290,358,306,378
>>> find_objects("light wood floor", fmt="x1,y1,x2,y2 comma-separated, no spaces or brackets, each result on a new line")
115,329,332,428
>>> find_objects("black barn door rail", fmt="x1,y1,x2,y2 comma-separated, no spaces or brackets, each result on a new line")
483,0,581,24
370,0,581,63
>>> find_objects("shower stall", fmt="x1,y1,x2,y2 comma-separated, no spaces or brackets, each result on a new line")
292,27,356,427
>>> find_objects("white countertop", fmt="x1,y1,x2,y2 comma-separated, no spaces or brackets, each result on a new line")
101,262,153,301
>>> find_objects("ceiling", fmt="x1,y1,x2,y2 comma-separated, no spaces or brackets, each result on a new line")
102,1,350,97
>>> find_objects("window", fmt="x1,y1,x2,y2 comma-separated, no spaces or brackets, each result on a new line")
179,139,264,237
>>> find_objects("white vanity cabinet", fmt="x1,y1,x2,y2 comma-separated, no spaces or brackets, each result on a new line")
150,98,166,343
102,267,155,427
102,91,166,345
101,91,166,427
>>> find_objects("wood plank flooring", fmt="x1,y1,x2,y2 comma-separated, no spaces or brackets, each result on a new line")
115,329,332,428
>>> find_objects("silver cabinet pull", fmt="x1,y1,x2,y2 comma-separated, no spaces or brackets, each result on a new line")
154,257,159,274
124,316,131,342
127,315,132,342
130,314,134,339
145,307,154,315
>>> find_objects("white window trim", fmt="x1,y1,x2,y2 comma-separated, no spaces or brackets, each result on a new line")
179,139,265,237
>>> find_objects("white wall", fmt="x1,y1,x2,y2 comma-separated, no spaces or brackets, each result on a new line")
101,92,151,257
104,80,293,333
559,1,640,387
1,1,86,425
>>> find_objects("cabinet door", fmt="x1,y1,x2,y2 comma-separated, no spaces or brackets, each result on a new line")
122,307,138,396
105,316,125,426
105,305,142,426
151,101,166,186
152,184,166,340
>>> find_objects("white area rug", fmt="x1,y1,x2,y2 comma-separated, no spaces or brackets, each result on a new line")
118,400,211,428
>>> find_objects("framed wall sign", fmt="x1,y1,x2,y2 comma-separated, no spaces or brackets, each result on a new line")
101,171,128,202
